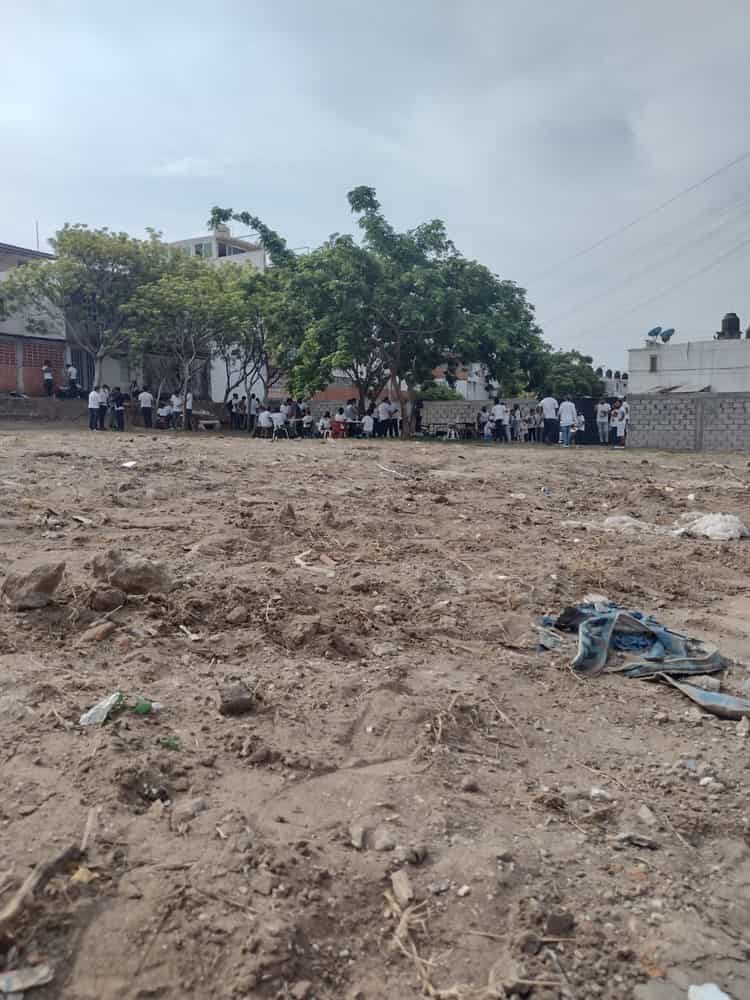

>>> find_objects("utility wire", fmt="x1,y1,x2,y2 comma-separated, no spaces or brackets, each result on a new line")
576,230,750,338
532,148,750,282
547,197,750,324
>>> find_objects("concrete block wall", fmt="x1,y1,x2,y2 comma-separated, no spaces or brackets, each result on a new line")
628,392,750,451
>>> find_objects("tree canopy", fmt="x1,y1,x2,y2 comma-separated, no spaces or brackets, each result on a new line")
1,225,170,381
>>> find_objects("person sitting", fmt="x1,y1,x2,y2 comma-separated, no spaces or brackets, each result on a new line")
271,407,287,438
317,411,332,437
362,412,374,438
483,416,495,441
332,408,347,439
302,409,314,437
156,401,173,429
257,406,274,438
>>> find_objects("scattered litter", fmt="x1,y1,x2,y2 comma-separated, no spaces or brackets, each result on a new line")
673,512,749,541
159,735,181,751
71,514,95,527
456,884,471,897
70,865,98,884
0,964,55,993
79,692,123,726
293,549,336,579
603,515,663,535
688,986,733,1000
615,831,660,850
120,461,137,469
179,624,203,642
661,676,750,721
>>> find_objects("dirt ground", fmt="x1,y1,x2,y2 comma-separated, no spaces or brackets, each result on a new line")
2,426,750,1000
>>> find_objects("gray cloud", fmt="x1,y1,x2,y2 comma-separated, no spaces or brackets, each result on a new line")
3,0,750,368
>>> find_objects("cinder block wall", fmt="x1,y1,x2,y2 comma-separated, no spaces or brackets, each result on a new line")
628,393,750,451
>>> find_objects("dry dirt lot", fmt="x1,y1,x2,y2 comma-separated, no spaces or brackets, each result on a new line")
1,426,750,1000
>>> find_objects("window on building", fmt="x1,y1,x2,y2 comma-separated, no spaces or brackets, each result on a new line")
649,355,658,373
193,241,213,258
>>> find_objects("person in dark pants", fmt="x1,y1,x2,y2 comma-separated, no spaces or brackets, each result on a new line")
42,361,54,396
98,384,109,430
138,386,154,429
88,386,100,430
111,387,125,431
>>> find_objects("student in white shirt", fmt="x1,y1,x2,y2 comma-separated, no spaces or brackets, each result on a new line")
609,402,620,445
302,410,314,437
185,390,194,431
42,361,54,397
539,394,559,444
258,407,273,437
97,384,110,431
483,417,495,441
491,399,509,442
271,409,286,434
595,399,611,444
88,386,100,431
575,413,585,444
615,406,627,448
317,411,332,436
377,398,391,437
388,400,400,438
362,413,374,438
138,387,154,429
558,397,577,447
66,364,78,396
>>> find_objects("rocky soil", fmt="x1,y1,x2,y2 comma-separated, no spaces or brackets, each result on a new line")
1,426,750,1000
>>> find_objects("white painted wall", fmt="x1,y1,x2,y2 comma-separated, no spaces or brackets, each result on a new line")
209,355,266,403
628,339,750,393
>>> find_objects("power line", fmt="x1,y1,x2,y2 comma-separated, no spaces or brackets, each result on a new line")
577,229,750,338
547,197,750,324
532,148,750,282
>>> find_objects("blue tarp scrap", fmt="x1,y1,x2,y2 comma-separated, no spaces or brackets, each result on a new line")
545,601,748,720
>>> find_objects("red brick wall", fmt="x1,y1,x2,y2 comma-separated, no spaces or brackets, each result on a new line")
22,341,66,395
0,339,17,391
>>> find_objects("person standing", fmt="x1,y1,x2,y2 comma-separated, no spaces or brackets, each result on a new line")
111,387,125,431
98,384,110,430
558,397,577,447
66,363,78,397
615,405,627,448
609,401,620,445
377,398,391,438
248,393,258,434
491,398,509,442
539,393,559,444
88,385,101,431
344,399,356,437
185,389,193,431
138,386,154,429
42,361,54,397
595,399,611,444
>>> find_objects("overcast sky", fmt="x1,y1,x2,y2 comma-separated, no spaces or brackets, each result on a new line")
3,0,749,369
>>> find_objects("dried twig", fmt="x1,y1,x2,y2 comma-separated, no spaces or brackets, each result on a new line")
0,844,82,936
377,463,409,480
571,757,629,791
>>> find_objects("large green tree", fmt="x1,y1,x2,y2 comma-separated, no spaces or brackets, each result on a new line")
1,225,169,382
207,189,545,429
126,256,243,422
535,349,605,398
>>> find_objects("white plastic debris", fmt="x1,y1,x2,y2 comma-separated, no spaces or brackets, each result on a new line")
79,691,122,726
602,515,664,535
120,461,137,469
673,512,749,541
688,985,732,1000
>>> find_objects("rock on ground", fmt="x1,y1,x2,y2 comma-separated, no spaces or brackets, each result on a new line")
92,549,172,595
1,560,66,610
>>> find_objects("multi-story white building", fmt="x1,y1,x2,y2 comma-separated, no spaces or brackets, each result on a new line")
170,224,266,272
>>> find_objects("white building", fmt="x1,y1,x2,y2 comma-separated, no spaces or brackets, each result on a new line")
628,337,750,393
170,224,266,272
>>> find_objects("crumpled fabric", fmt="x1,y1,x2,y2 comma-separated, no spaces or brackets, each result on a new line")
553,602,724,678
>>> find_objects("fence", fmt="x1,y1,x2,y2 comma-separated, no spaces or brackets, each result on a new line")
628,392,750,451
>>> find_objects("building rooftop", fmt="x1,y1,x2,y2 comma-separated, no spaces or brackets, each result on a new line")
0,241,54,261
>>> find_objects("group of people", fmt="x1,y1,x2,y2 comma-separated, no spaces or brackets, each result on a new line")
86,385,195,431
476,394,629,448
225,395,408,439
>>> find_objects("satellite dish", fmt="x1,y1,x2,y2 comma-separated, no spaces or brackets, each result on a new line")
660,328,675,343
646,326,662,338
